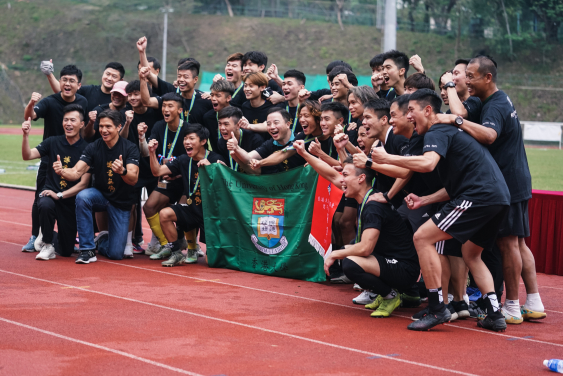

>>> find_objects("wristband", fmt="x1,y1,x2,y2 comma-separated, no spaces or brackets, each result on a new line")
365,158,373,169
383,191,391,203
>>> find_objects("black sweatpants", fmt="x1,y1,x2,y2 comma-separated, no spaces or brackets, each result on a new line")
31,162,48,237
37,196,77,257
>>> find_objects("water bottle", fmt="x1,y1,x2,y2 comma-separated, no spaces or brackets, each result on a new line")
544,359,563,373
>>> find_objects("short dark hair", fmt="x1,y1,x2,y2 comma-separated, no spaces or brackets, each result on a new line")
267,107,291,123
438,70,451,89
408,88,442,114
59,65,83,83
98,109,122,127
185,123,209,143
391,94,410,114
469,55,498,83
369,53,387,69
125,80,141,94
342,155,375,183
242,51,268,72
363,99,391,120
328,66,358,86
283,69,306,85
177,58,200,74
63,104,85,121
326,60,353,75
217,106,243,124
161,92,183,107
384,50,409,76
105,62,125,79
454,58,470,67
321,101,348,122
138,57,162,71
177,61,199,77
404,73,435,91
210,80,235,96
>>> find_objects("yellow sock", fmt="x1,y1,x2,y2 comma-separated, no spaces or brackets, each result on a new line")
146,213,168,245
185,229,198,250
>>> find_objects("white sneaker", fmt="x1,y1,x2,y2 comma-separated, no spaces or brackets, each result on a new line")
123,244,134,259
145,241,161,256
36,243,56,260
34,228,44,252
353,283,362,291
196,244,204,258
353,290,378,305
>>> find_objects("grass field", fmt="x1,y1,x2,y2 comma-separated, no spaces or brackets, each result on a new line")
0,132,562,191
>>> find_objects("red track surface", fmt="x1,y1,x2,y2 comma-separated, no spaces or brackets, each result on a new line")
0,187,562,376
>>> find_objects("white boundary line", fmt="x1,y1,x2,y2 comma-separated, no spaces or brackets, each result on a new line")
0,268,478,376
0,317,203,376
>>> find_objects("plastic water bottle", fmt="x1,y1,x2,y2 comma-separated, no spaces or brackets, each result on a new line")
544,359,563,373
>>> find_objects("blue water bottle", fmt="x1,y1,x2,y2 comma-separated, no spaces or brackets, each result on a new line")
544,359,563,373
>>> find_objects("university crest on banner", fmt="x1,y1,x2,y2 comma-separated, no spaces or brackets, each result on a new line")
251,198,288,254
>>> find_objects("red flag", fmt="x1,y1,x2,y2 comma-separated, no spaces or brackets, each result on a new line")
309,175,343,258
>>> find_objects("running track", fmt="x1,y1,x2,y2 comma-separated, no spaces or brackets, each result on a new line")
0,187,562,375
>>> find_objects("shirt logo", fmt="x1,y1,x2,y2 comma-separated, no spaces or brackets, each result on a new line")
435,213,441,219
385,258,398,264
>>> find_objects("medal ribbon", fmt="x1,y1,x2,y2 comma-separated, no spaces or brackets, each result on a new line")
162,121,184,163
286,104,300,134
229,130,243,171
355,188,373,243
178,92,196,123
188,150,209,200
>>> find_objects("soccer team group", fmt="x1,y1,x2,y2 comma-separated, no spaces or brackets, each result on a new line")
19,35,547,332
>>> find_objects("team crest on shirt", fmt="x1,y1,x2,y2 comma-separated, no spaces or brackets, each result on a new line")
251,197,288,254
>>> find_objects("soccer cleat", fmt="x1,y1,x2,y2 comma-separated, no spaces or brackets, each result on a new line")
34,229,44,251
411,306,430,321
183,249,198,264
195,245,204,258
364,295,384,310
162,250,184,267
36,244,56,260
145,242,161,256
371,294,401,318
400,293,421,308
132,242,145,254
450,300,470,320
123,244,134,259
150,245,172,260
521,306,547,321
22,235,38,252
469,300,487,320
94,231,108,250
353,290,378,305
330,274,353,284
501,308,523,324
477,313,507,332
407,306,451,331
75,250,97,264
353,283,362,291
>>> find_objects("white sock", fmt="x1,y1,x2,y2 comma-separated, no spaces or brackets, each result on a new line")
525,292,544,312
463,294,469,305
149,233,159,246
448,293,454,304
503,299,521,316
383,290,397,300
126,231,133,247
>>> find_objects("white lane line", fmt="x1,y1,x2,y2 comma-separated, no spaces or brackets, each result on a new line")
0,268,478,376
0,317,203,376
0,219,31,227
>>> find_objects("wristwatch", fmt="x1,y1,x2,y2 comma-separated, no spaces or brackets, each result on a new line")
57,192,64,199
365,158,373,169
383,191,391,203
454,116,464,127
444,81,456,89
121,167,128,176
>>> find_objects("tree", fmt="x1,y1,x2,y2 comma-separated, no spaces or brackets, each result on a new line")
526,0,563,41
423,0,457,33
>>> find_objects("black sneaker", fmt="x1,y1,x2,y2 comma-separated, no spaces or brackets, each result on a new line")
446,303,458,321
76,250,97,264
469,300,487,319
477,312,507,332
411,306,430,321
450,300,470,319
407,306,451,331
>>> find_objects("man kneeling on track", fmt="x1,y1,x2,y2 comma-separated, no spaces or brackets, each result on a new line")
293,140,420,318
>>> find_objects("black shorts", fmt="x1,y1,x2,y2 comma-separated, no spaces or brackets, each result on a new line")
154,179,184,204
375,255,420,291
436,239,463,258
170,204,204,233
432,198,509,250
498,200,530,238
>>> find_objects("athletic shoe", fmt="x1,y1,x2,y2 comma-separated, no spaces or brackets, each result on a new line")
466,286,482,302
501,307,523,324
73,245,80,253
123,244,134,259
477,313,507,332
469,300,487,320
400,293,421,308
330,274,353,284
411,306,430,321
182,248,198,264
150,245,172,260
521,305,547,321
353,290,378,305
36,243,56,260
22,235,37,252
371,294,401,318
407,306,451,331
449,300,470,320
145,242,161,256
353,283,362,291
162,250,184,267
94,231,108,250
75,250,97,264
195,245,204,258
34,229,44,251
364,295,384,310
132,242,145,254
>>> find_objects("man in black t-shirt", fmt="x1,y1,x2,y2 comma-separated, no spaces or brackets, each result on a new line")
84,80,130,142
442,59,482,124
149,124,225,267
21,105,91,259
372,89,510,332
327,67,359,145
22,64,88,252
203,79,235,152
435,56,544,324
57,110,139,264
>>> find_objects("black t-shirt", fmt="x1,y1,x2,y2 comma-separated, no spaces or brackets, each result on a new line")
202,109,220,152
401,132,443,196
216,129,264,173
166,151,225,216
316,135,339,161
284,102,303,135
241,100,280,141
360,200,419,267
156,91,212,126
423,124,510,205
309,88,332,102
87,103,132,143
152,76,176,97
376,128,409,208
80,137,140,210
148,121,189,169
346,117,359,146
255,136,305,174
77,85,111,113
35,136,89,193
121,107,163,180
230,79,283,108
480,90,532,203
376,88,397,101
33,93,89,141
446,96,482,124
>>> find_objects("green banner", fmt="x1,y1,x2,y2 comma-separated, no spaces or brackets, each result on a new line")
200,164,326,282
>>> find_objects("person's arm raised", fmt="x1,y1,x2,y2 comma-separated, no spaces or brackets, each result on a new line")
136,36,159,87
434,113,498,146
139,67,159,109
371,146,440,174
294,140,341,186
21,118,41,160
40,60,61,94
148,139,172,177
24,92,41,121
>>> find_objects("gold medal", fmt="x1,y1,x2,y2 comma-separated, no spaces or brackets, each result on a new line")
187,198,192,205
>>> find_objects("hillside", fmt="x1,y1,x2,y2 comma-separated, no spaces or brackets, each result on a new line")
1,0,562,123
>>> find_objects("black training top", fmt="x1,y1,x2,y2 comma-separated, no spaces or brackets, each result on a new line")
147,121,189,170
166,151,225,216
255,137,304,174
309,88,332,102
423,124,510,205
77,85,111,113
376,128,409,209
241,100,281,141
216,129,264,173
156,92,213,126
202,109,220,152
230,79,283,108
284,102,303,135
36,136,89,193
33,93,89,141
376,88,397,101
152,77,176,97
446,96,482,124
480,90,532,203
87,103,132,142
401,131,443,196
80,137,140,210
360,200,419,267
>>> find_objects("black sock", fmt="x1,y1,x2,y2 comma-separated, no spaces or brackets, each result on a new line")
171,238,183,252
427,288,445,313
482,292,500,316
341,258,392,296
